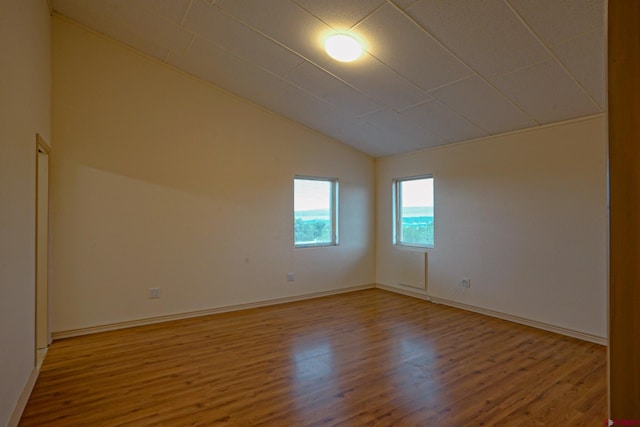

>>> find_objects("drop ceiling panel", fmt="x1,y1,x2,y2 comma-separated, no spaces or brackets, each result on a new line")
167,37,289,107
214,0,333,67
53,0,186,27
68,4,172,61
331,121,408,157
52,0,607,158
58,0,194,58
407,0,549,77
430,76,536,134
285,61,381,117
552,29,605,109
127,9,194,56
122,36,171,61
508,0,604,46
293,0,386,29
490,59,601,124
394,0,420,10
355,3,471,91
366,109,445,150
358,124,425,156
51,1,145,55
127,0,191,25
322,54,430,110
184,0,304,77
401,99,488,142
263,84,352,136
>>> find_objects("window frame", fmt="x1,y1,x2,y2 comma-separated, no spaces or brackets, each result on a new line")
393,174,434,249
294,175,339,248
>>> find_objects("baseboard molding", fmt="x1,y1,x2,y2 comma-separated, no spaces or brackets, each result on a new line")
8,367,39,427
376,283,607,346
52,284,376,340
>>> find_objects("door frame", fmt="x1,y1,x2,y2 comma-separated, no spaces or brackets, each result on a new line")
35,133,51,363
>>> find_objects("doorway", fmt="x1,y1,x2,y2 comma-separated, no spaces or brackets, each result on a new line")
36,134,50,369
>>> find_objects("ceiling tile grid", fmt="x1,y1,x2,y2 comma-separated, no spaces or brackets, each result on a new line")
263,84,348,131
213,0,332,66
293,0,387,30
285,61,382,117
507,0,605,111
405,0,551,78
51,0,606,158
184,0,305,78
507,0,605,46
400,99,489,143
166,36,291,107
320,53,432,111
353,3,472,92
429,76,536,135
365,108,445,150
551,28,605,109
489,59,601,124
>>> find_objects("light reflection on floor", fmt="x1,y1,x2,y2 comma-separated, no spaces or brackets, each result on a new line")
292,341,333,381
284,323,445,423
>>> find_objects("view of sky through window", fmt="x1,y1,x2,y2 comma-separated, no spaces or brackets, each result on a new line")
294,178,336,247
294,179,330,213
397,177,434,247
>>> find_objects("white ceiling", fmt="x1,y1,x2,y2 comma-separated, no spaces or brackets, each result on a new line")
51,0,606,158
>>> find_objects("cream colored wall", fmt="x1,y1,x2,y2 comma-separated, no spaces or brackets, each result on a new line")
376,116,608,339
0,1,51,425
50,18,375,333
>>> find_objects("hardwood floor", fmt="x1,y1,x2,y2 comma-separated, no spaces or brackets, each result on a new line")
20,289,606,426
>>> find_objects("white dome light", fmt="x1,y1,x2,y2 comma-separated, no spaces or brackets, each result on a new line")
324,34,363,62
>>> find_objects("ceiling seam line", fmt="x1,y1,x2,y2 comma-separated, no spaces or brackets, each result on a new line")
209,4,415,114
503,0,603,111
429,97,493,136
425,95,493,136
290,1,336,31
388,1,541,126
287,3,432,112
422,75,475,95
183,33,197,57
554,25,604,47
210,3,384,107
348,2,388,32
490,57,556,80
179,0,193,27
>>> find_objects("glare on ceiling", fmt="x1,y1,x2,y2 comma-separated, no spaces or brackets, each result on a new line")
324,34,363,62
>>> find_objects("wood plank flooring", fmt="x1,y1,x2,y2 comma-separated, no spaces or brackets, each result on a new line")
20,289,607,426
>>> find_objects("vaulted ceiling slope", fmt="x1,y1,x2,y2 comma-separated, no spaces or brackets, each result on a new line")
51,0,605,158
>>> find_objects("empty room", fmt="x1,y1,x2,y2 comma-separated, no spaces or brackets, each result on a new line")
2,0,638,426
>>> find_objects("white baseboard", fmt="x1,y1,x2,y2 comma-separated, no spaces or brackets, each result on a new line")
52,284,376,340
376,283,607,346
8,367,39,427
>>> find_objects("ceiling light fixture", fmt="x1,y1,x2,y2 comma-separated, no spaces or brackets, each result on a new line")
324,34,363,62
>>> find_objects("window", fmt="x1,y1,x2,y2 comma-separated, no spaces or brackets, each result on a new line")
294,176,338,247
394,175,434,247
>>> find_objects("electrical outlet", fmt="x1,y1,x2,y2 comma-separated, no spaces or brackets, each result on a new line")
287,272,295,282
148,288,161,299
460,278,471,288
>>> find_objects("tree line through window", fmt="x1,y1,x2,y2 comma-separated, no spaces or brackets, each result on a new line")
294,177,338,247
293,174,433,248
395,175,434,247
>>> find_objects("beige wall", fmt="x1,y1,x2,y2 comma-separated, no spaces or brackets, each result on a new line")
376,116,607,339
50,18,375,333
0,1,51,425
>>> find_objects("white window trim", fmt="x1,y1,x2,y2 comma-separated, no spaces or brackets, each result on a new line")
393,174,434,249
294,175,339,248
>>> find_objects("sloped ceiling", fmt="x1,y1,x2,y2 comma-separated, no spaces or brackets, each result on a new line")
51,0,606,158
